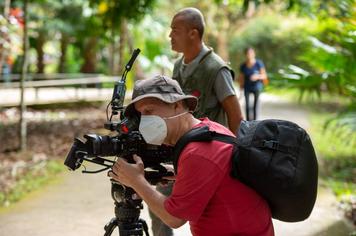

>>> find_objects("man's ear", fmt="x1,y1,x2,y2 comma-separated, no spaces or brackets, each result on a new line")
174,101,181,110
175,100,187,111
189,29,199,39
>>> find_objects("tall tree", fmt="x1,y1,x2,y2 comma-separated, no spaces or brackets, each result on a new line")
27,0,57,74
75,11,103,73
54,0,85,73
90,0,156,74
19,0,28,151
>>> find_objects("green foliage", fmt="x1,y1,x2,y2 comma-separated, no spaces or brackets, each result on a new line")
324,102,356,148
229,13,312,74
277,5,355,84
131,14,173,75
286,0,354,19
274,14,356,137
89,0,156,31
310,111,356,197
62,45,83,73
53,1,87,37
296,20,356,96
5,0,355,88
275,65,323,101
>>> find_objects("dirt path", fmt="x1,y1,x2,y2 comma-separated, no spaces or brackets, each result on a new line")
0,93,354,236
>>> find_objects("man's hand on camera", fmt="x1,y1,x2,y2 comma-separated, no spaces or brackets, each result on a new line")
108,154,146,188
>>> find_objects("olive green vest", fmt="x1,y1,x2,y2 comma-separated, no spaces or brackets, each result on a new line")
172,49,234,127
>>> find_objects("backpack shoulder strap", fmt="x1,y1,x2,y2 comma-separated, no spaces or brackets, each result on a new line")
173,126,237,173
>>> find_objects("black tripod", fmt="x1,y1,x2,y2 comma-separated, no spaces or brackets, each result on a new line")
104,181,150,236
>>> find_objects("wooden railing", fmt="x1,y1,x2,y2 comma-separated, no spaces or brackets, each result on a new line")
0,73,104,82
0,76,118,89
0,75,121,107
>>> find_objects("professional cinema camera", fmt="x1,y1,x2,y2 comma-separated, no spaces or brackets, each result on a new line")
64,49,174,236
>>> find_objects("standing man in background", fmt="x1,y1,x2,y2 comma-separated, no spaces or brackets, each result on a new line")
149,7,244,236
170,7,243,133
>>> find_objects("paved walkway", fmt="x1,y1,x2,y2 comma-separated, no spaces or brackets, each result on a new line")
0,89,355,236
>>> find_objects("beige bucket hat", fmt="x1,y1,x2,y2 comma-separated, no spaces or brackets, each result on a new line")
124,75,198,117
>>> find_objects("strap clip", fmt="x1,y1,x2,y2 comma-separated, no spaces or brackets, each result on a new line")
263,140,279,150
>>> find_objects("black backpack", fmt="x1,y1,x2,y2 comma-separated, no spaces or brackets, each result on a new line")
172,119,318,222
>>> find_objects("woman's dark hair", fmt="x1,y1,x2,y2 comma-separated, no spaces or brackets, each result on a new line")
244,47,255,54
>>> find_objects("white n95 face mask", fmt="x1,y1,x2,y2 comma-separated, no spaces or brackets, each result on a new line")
139,112,189,145
139,115,168,145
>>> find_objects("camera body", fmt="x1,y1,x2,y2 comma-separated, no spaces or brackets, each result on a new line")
64,115,174,183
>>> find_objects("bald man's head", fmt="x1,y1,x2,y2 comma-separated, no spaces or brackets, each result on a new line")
173,7,205,39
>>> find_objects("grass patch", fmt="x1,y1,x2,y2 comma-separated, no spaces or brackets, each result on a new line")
310,112,356,196
0,160,66,208
266,87,351,107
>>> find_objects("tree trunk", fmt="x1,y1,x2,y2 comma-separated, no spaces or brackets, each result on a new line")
118,19,127,75
58,33,69,73
80,37,97,73
4,0,11,16
109,27,115,75
19,0,29,151
216,29,228,61
36,32,45,73
215,7,230,62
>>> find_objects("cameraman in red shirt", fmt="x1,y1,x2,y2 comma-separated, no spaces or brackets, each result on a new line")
109,75,274,236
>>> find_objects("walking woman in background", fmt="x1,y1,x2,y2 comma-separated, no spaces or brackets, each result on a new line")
238,47,268,121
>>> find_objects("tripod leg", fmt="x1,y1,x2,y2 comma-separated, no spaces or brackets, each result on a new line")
139,219,150,236
104,217,118,236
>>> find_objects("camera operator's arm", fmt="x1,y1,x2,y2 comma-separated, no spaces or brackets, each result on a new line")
108,155,186,228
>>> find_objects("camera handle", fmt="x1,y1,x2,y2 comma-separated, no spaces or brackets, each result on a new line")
111,48,141,115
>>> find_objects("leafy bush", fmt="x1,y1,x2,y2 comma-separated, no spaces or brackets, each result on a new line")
228,13,312,74
275,17,356,137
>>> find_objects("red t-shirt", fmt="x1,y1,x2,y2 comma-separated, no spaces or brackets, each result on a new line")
164,118,274,236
